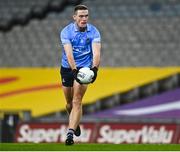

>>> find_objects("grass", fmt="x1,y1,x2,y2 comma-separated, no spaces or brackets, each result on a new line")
0,143,180,151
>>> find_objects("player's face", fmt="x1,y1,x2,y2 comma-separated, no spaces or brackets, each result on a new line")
73,10,89,28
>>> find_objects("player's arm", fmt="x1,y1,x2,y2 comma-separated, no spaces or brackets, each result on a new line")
90,42,101,83
60,28,78,70
60,29,81,83
90,28,101,83
92,42,101,68
63,43,77,70
63,44,81,84
92,27,101,69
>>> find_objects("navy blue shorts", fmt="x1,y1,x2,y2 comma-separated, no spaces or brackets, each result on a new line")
60,66,74,87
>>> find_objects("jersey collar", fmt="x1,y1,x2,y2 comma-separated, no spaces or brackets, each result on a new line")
73,23,90,32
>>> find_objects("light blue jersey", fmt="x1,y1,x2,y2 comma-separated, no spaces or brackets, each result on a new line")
60,23,101,68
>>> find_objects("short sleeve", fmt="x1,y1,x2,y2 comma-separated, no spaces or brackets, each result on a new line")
60,28,71,45
92,27,101,43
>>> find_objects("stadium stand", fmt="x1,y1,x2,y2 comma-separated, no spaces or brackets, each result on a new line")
0,0,82,31
0,0,180,67
0,0,180,119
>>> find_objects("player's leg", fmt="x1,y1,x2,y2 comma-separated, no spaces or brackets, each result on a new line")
61,67,76,145
62,86,73,114
69,81,87,130
66,81,87,145
62,86,81,138
62,86,81,136
62,86,74,145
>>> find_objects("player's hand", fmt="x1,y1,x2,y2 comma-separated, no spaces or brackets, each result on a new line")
72,69,82,84
90,66,98,83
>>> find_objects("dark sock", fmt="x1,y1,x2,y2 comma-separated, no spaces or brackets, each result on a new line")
67,128,75,138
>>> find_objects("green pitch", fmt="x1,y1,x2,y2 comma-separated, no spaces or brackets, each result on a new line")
0,143,180,151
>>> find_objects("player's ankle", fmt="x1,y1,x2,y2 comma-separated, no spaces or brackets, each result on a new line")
67,128,75,136
68,128,75,133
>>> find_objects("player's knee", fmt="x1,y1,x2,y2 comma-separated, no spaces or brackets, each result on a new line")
72,100,82,109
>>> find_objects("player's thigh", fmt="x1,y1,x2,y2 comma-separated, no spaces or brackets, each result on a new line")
60,67,74,103
73,81,88,101
62,86,73,104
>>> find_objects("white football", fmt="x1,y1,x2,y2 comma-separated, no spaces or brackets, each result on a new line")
77,67,94,84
